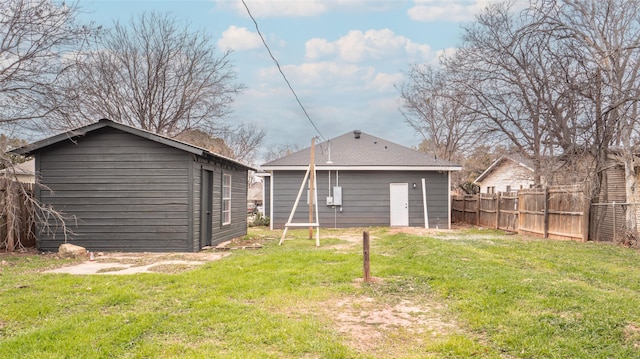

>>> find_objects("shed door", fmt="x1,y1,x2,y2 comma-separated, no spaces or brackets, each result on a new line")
390,183,409,226
200,169,214,248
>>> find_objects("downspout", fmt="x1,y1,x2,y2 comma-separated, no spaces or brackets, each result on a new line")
269,171,274,231
422,178,428,228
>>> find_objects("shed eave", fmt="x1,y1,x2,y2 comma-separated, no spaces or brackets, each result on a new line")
261,165,461,171
9,119,256,171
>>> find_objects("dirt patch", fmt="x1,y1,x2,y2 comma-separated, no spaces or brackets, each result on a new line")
318,294,462,356
387,226,457,236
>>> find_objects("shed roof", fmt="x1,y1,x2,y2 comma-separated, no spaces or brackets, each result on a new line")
11,119,256,171
261,130,461,171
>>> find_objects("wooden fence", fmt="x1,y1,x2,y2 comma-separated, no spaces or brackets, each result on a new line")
0,179,36,250
452,192,519,232
452,186,589,241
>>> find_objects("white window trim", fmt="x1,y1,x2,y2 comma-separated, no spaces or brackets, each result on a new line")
223,173,232,225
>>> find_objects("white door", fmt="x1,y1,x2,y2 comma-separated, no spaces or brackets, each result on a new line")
389,183,409,226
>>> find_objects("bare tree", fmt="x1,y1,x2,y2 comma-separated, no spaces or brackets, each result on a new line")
175,129,235,158
399,64,485,163
0,0,89,251
533,0,640,241
441,1,561,185
0,0,90,125
52,11,244,137
219,123,266,165
262,143,301,163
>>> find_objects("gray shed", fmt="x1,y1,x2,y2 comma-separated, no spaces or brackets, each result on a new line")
13,119,255,252
261,130,461,229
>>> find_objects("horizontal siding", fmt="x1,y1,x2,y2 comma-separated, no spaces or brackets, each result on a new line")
212,167,248,245
192,160,248,249
271,170,450,229
36,127,192,252
43,175,188,184
42,197,189,205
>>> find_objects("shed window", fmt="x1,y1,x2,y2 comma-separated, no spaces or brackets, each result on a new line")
222,174,231,225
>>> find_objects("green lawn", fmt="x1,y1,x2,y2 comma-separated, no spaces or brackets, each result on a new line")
2,227,640,358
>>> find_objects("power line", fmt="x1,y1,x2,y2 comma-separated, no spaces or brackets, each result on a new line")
241,0,327,142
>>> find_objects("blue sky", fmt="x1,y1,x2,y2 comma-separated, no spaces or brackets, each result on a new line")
76,0,489,162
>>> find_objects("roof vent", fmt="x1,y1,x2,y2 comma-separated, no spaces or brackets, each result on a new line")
353,130,362,139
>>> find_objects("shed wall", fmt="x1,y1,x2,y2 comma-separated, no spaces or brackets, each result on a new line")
37,127,193,252
205,160,248,246
270,170,450,229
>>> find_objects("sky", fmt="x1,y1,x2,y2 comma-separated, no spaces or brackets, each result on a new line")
75,0,490,164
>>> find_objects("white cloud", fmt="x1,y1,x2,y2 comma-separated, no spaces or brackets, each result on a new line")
221,0,403,18
229,0,327,17
217,25,262,51
434,47,458,62
258,61,371,88
305,29,432,63
407,0,491,22
373,72,404,92
256,60,403,98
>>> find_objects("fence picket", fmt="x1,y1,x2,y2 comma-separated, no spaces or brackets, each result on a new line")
453,186,587,241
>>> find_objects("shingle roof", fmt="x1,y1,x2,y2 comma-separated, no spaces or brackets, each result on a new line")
261,130,460,170
11,119,256,171
474,155,534,183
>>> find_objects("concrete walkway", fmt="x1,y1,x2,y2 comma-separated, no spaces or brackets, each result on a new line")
45,252,231,275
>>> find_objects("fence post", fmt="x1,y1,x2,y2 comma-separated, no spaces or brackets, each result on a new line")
543,187,549,238
582,194,590,242
462,195,466,224
476,193,480,226
518,191,523,235
495,192,501,229
613,202,616,242
5,181,16,252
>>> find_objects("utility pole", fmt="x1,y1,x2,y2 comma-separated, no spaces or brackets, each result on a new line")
309,137,315,239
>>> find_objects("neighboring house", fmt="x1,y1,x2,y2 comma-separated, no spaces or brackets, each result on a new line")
474,155,535,194
0,159,35,184
12,119,254,252
590,152,640,242
248,181,263,206
260,130,461,229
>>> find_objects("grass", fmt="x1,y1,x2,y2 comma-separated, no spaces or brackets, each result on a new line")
2,227,640,358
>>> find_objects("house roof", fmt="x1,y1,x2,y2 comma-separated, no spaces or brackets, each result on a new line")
474,155,534,183
0,159,34,176
11,119,256,171
261,130,461,171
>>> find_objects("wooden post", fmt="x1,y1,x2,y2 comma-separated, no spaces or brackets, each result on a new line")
363,231,370,282
5,181,16,252
462,195,466,224
309,137,315,240
476,193,480,226
495,192,501,229
582,193,590,242
518,191,523,233
543,187,549,238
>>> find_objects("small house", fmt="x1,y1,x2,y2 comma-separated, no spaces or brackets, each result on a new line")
0,159,35,184
474,155,535,194
260,130,461,229
12,119,254,252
